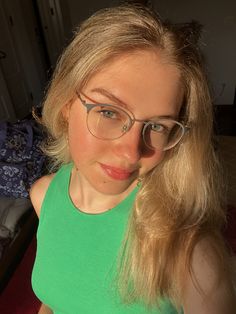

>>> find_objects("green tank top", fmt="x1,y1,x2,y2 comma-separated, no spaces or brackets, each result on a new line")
32,163,178,314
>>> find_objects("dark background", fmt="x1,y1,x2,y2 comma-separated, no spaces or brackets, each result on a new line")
0,0,235,134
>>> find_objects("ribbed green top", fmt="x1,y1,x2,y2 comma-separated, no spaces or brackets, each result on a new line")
32,163,178,314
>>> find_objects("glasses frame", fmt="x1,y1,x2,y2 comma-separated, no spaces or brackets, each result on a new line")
76,91,190,151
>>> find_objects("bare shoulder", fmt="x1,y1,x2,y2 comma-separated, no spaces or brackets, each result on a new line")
183,237,236,314
38,303,53,314
30,174,55,218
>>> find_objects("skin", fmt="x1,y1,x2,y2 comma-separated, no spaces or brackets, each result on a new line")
33,49,183,313
30,49,236,313
63,49,183,213
38,304,52,314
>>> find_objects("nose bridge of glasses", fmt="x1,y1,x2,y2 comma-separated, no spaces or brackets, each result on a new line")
127,116,148,127
122,116,146,133
128,118,152,138
121,119,153,150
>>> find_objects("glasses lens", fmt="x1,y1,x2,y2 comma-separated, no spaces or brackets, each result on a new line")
144,119,184,150
87,105,131,139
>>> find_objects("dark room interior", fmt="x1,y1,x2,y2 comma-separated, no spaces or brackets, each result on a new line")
0,0,235,313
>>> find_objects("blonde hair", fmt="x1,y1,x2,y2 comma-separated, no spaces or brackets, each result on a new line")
41,4,231,310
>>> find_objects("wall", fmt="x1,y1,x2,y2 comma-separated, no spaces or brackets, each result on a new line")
0,0,48,121
66,0,120,31
153,0,236,105
63,0,236,105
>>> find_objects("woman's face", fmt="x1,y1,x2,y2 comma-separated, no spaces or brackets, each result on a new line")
64,49,183,195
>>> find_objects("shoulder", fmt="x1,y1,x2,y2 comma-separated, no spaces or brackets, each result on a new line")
182,237,236,314
30,174,55,218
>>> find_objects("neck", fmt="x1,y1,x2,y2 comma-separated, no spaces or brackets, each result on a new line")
69,167,137,214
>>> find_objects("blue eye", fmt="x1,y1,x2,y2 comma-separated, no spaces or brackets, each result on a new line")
94,105,124,120
100,109,118,119
150,123,167,133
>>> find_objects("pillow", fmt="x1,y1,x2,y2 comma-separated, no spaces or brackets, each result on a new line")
0,197,32,237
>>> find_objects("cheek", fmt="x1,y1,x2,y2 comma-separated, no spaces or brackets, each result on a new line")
67,115,107,163
67,115,91,159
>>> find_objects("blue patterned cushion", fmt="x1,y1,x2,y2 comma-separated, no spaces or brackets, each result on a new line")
0,119,46,198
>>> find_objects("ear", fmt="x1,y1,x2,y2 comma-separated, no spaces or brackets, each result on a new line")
61,100,72,121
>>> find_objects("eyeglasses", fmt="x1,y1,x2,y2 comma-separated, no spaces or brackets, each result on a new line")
76,92,189,151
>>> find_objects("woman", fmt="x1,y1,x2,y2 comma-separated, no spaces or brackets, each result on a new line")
30,4,236,314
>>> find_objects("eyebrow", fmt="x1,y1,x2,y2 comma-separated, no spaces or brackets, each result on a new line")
84,88,178,121
89,88,129,109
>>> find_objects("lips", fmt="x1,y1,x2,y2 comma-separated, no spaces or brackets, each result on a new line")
100,163,135,180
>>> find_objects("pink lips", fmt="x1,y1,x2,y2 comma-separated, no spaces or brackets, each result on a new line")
100,163,134,180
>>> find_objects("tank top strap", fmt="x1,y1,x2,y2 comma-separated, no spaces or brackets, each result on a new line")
39,163,73,224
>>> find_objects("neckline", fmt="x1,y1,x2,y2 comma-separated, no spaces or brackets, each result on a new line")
64,163,139,217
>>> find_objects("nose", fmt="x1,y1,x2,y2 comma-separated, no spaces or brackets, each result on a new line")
112,123,144,164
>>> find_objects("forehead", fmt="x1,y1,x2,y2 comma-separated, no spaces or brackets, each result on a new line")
83,49,183,118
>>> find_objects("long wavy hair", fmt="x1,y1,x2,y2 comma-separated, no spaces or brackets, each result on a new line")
41,4,232,310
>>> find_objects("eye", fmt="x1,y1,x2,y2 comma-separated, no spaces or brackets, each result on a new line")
150,122,167,133
100,109,118,119
95,106,122,120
